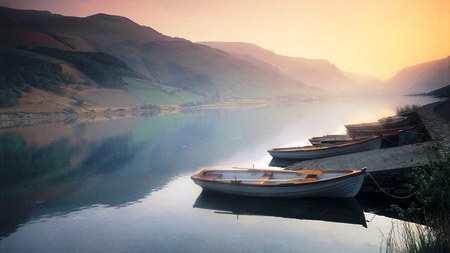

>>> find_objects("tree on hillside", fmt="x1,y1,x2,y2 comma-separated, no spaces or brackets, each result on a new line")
0,53,67,107
33,47,143,88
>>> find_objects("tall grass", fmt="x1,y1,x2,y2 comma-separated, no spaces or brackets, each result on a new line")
381,217,448,253
396,104,421,115
381,145,449,253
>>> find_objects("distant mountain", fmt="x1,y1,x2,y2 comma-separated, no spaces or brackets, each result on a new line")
428,84,450,98
0,6,318,105
388,56,450,94
0,8,70,49
198,42,383,93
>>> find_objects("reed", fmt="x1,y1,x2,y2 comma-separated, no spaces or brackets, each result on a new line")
381,216,448,253
380,145,449,253
396,104,421,115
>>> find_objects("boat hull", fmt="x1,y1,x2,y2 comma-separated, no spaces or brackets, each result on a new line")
191,169,366,198
345,116,410,132
347,125,416,139
268,136,381,160
309,134,351,145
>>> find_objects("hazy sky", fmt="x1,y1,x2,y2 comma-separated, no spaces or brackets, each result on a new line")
1,0,449,79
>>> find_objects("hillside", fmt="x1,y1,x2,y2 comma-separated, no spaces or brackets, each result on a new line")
198,41,384,93
0,6,319,109
388,56,450,94
428,84,450,98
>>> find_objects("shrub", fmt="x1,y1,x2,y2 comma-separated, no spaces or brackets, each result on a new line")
0,53,67,106
0,89,18,107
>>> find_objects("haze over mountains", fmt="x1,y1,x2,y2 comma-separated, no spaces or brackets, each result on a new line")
388,56,450,94
1,6,449,110
199,42,384,93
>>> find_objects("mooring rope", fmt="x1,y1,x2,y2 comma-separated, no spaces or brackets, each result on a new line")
380,129,426,146
366,172,420,199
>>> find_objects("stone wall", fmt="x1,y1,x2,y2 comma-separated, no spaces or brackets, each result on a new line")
361,167,416,196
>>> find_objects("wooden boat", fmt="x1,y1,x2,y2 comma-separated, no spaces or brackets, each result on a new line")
194,191,367,227
191,167,366,198
268,135,382,160
345,115,409,132
347,125,417,139
309,134,352,145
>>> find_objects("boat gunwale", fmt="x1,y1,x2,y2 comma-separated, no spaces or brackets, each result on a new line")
268,135,381,153
347,124,417,134
345,116,409,130
191,168,366,188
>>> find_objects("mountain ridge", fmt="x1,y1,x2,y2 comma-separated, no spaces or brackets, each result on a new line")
198,41,384,93
388,56,450,94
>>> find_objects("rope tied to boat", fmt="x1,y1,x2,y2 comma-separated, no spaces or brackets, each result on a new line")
365,172,420,199
380,129,426,146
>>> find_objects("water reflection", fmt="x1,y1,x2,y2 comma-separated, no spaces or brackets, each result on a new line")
194,190,367,227
0,113,214,237
0,124,145,237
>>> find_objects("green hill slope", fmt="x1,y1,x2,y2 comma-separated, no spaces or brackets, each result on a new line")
2,6,318,100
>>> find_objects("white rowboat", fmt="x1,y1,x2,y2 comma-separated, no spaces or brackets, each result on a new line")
268,135,382,160
191,167,366,198
346,125,416,139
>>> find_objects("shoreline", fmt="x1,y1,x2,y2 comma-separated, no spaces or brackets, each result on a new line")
0,99,316,129
0,106,165,129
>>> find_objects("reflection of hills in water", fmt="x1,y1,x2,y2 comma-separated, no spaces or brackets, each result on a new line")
193,190,367,228
1,108,305,238
0,114,213,238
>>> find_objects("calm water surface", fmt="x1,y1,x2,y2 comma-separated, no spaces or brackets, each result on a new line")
0,96,439,252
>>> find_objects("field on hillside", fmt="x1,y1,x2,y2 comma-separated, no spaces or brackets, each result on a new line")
125,78,204,105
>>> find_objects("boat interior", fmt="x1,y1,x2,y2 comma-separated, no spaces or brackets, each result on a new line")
195,168,360,185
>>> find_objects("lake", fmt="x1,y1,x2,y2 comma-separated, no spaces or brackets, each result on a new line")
0,95,439,253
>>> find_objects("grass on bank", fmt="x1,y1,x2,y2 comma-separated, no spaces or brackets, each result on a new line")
381,219,448,253
396,104,421,115
381,145,449,253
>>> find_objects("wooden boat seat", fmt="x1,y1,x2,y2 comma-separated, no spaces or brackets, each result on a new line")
256,173,272,184
202,174,222,181
304,174,319,181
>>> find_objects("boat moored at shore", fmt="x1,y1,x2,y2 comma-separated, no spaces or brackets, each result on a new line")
191,167,366,198
268,135,382,160
345,115,410,132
